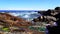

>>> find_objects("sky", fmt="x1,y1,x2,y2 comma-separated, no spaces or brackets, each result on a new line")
0,0,60,10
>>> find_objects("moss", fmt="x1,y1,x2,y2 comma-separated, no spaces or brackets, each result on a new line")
2,27,10,32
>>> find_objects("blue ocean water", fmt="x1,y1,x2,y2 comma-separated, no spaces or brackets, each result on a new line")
0,10,41,21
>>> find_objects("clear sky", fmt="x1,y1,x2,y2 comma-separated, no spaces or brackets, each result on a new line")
0,0,60,10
